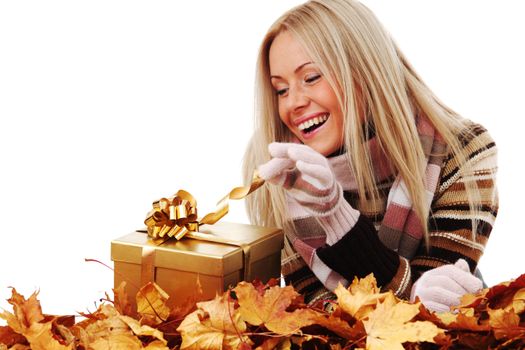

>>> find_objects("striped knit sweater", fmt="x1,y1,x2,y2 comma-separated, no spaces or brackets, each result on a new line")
281,122,498,304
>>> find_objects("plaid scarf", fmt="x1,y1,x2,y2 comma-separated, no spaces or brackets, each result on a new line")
286,115,448,290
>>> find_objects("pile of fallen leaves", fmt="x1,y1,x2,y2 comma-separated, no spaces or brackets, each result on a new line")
1,273,525,349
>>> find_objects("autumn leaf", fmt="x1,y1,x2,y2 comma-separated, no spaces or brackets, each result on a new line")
255,337,291,350
0,325,27,347
363,294,443,350
113,281,134,317
315,314,366,340
136,282,171,325
0,288,73,350
119,315,167,345
0,288,44,334
234,281,321,334
334,274,389,320
506,287,525,314
177,293,251,350
89,333,144,350
486,308,525,340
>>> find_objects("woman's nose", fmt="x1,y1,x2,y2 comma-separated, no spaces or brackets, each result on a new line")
287,86,309,112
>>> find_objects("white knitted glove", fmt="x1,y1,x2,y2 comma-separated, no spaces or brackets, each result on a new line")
258,142,360,245
410,259,483,313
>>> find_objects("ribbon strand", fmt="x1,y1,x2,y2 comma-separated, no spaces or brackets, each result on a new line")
144,171,264,241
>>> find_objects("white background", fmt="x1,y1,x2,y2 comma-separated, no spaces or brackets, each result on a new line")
1,1,524,319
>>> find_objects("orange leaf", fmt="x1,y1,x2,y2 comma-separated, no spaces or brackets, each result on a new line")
234,282,321,334
0,325,27,347
334,274,389,320
363,294,443,350
136,282,170,325
113,281,134,317
0,289,72,350
177,293,250,350
315,314,365,340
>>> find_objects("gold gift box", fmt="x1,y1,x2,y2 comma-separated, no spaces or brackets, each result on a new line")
111,221,283,309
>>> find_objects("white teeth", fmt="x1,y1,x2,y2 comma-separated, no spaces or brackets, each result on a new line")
298,114,329,131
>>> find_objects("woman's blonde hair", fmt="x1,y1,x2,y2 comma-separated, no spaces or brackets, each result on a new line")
243,0,482,244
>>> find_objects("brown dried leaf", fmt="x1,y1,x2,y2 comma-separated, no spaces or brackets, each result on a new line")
177,293,250,350
234,281,321,334
315,314,365,340
334,274,389,320
143,340,171,349
0,289,44,334
20,321,73,350
363,294,443,350
119,315,167,344
113,281,134,317
89,333,143,350
255,337,291,350
0,289,72,350
507,287,525,315
136,282,170,325
0,325,27,347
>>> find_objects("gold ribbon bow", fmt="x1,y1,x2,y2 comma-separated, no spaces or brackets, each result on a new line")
144,171,264,241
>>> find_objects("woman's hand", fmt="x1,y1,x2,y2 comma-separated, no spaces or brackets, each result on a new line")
258,142,359,245
410,259,483,313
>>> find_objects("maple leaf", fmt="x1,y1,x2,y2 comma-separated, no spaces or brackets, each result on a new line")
0,325,27,347
363,294,443,350
234,281,321,334
334,274,390,321
1,344,31,350
255,337,291,350
136,282,171,325
0,288,44,334
177,293,251,350
113,281,134,317
506,287,525,315
119,315,167,344
487,308,525,340
315,314,366,340
89,333,143,350
0,288,73,350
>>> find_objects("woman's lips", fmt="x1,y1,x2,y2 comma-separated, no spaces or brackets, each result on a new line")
299,113,330,139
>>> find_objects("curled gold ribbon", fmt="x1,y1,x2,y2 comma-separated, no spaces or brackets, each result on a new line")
144,171,264,241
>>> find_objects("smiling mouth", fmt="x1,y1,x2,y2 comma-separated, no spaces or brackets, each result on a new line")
298,114,329,134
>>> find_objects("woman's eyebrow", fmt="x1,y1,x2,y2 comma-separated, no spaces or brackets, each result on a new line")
270,61,314,79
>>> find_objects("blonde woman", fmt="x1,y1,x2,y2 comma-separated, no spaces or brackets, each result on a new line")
243,0,498,313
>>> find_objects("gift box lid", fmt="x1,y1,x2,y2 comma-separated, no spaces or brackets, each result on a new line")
111,221,283,276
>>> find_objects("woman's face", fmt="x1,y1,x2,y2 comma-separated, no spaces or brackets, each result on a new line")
269,31,344,156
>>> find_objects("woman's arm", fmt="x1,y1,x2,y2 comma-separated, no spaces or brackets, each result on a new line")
317,123,498,300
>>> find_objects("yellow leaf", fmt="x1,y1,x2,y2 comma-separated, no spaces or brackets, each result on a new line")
363,294,443,350
143,340,171,349
506,287,525,314
119,315,167,344
334,274,389,320
83,306,131,341
177,293,250,350
234,282,321,334
90,333,143,350
487,308,520,328
23,321,73,350
315,314,365,340
0,289,72,350
0,289,44,334
136,282,170,325
255,337,291,350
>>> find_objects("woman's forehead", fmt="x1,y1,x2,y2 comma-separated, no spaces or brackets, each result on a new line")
268,31,314,77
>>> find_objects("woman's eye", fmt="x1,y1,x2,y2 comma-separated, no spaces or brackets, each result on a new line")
305,74,321,84
276,88,288,96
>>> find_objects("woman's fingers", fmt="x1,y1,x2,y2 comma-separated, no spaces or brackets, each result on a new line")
269,142,327,166
258,157,295,185
296,160,334,190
